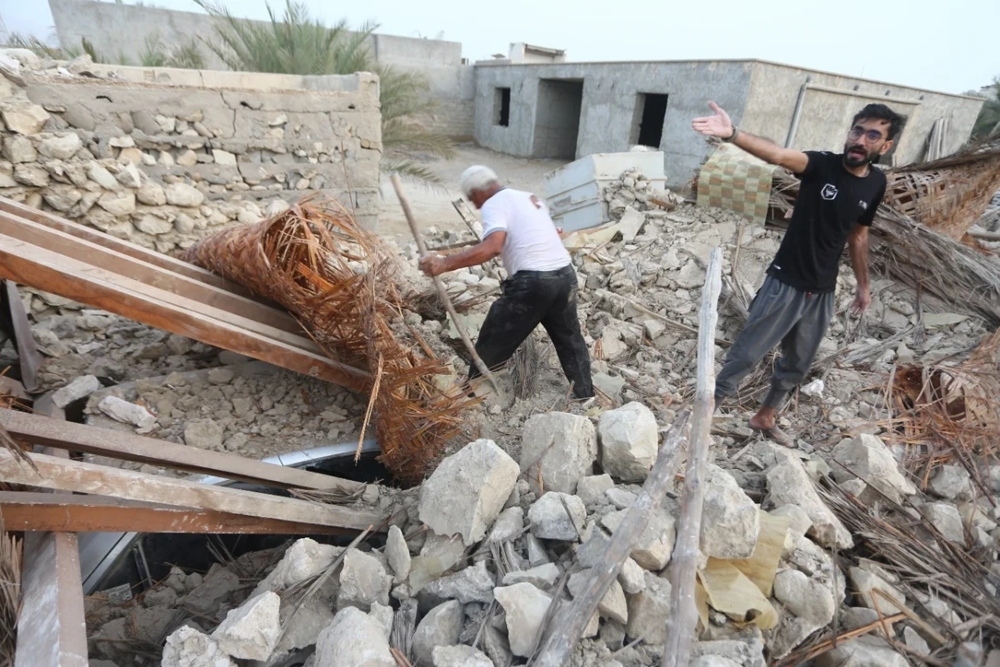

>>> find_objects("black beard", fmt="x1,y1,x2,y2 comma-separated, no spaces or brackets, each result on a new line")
843,143,876,167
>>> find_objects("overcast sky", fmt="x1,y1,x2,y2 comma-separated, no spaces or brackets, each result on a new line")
2,0,997,95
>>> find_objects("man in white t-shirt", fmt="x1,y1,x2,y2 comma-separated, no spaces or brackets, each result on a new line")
419,165,594,399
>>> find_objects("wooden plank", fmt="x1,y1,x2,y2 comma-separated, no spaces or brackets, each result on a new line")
0,492,351,535
15,532,88,667
0,196,241,291
0,234,369,391
0,448,383,532
1,280,43,392
0,208,305,336
0,408,364,493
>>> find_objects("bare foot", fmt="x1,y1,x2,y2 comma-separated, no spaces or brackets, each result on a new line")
748,408,795,448
748,413,775,431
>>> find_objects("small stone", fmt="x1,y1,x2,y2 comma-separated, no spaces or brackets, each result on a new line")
211,591,280,661
849,567,906,614
385,525,411,583
13,164,48,187
528,492,586,541
1,104,50,135
174,213,196,234
39,132,82,159
577,474,615,506
487,506,525,543
701,464,759,559
924,502,965,543
2,135,35,163
769,505,812,553
88,163,120,190
176,149,198,166
626,571,672,644
98,396,156,430
184,419,224,449
256,538,342,593
413,600,464,665
165,182,205,208
767,458,853,549
337,548,391,611
830,434,917,503
97,190,136,216
903,626,931,656
162,626,235,667
136,215,173,235
208,367,235,385
418,439,519,546
421,561,494,604
815,635,909,667
109,136,135,148
601,508,675,570
569,570,628,623
432,644,493,667
773,569,835,625
494,583,552,657
52,374,100,408
618,558,645,594
213,149,237,165
136,181,166,206
520,411,598,495
314,607,395,667
502,563,561,588
606,487,637,509
599,402,658,482
928,465,973,500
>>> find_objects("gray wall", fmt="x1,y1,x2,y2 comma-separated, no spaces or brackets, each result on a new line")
743,61,984,166
48,0,477,140
473,60,756,186
533,79,584,159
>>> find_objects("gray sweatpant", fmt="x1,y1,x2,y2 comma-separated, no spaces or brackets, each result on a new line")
715,275,834,408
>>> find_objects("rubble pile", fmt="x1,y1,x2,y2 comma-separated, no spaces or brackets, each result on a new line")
602,169,684,222
86,405,1000,666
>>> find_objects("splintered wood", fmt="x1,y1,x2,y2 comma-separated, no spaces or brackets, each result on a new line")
184,196,477,484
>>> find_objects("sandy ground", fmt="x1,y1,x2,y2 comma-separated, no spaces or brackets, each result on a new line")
376,144,568,242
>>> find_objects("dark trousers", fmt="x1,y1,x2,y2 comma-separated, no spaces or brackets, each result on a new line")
469,265,594,399
715,274,834,408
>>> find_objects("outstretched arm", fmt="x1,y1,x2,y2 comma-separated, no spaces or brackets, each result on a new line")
418,231,506,277
846,224,871,314
692,102,809,174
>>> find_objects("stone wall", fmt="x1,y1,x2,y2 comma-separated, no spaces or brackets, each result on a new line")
0,65,382,253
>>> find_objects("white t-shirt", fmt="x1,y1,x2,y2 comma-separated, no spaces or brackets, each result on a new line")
480,189,571,276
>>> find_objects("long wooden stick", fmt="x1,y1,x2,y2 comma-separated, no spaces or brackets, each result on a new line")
530,411,691,667
391,174,508,405
967,228,1000,242
594,289,731,347
661,246,723,667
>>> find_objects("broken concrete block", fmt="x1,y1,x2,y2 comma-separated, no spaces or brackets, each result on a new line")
494,583,552,657
767,458,853,549
520,412,598,495
701,464,760,559
528,492,586,541
849,567,906,615
618,206,646,243
314,607,395,667
183,564,239,615
413,600,464,665
337,548,391,611
830,434,916,503
599,401,658,482
419,438,519,546
924,502,965,544
52,374,100,408
601,508,675,570
432,644,494,667
97,396,156,431
255,538,342,594
162,626,235,667
626,571,672,644
211,591,280,661
385,525,411,583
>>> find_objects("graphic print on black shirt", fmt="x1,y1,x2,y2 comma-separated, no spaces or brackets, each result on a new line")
768,151,886,293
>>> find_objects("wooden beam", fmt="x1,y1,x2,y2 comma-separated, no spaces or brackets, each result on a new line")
0,408,364,493
0,233,370,391
1,280,44,392
15,532,88,667
0,492,351,535
662,247,723,667
0,196,241,291
0,207,305,336
0,448,383,532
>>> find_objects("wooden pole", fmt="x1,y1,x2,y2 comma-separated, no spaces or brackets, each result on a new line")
391,174,508,405
661,246,723,667
529,411,691,667
967,228,1000,242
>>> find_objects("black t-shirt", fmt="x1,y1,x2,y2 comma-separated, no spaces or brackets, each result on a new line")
767,151,886,293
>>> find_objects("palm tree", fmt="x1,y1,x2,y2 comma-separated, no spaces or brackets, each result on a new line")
972,79,1000,140
194,0,453,182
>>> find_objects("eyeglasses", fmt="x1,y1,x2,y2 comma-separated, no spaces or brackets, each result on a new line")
848,127,884,143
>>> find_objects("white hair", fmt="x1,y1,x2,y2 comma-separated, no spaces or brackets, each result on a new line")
459,165,499,196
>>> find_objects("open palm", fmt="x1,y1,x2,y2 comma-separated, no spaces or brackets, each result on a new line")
692,102,734,138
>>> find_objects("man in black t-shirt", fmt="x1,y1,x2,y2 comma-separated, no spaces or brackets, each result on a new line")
691,101,903,446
